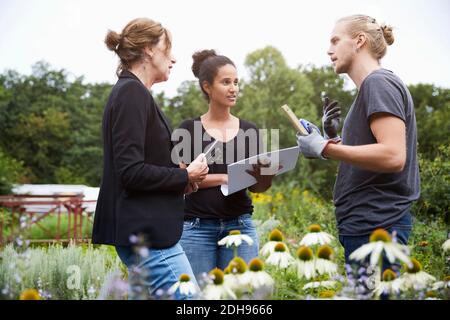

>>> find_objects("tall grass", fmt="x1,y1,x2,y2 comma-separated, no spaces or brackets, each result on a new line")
0,244,122,299
1,212,92,242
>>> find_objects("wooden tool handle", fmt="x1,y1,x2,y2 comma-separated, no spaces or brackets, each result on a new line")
280,104,309,136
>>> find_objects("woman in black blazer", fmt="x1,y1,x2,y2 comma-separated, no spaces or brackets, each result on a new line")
92,18,208,299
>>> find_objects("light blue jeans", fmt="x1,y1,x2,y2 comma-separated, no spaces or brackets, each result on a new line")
179,213,259,282
115,242,198,300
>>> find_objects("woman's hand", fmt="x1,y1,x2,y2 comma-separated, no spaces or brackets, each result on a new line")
185,153,209,184
184,182,199,194
247,158,282,193
180,162,200,194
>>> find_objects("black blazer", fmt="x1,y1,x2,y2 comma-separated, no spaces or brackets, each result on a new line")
92,70,188,248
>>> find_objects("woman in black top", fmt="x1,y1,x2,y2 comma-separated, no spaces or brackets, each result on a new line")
174,50,276,280
92,18,209,299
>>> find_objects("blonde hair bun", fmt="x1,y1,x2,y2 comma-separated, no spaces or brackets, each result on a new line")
381,24,394,46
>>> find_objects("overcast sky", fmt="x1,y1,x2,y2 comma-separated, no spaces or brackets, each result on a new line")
1,0,449,97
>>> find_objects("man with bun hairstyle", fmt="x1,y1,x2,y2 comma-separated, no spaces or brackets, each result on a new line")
297,15,420,275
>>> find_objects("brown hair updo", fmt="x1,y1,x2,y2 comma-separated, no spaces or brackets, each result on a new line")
105,18,172,76
192,49,236,101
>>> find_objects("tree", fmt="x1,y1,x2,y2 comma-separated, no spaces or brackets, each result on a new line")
300,64,355,117
238,46,317,147
164,80,208,129
0,148,25,194
408,84,450,158
0,61,110,186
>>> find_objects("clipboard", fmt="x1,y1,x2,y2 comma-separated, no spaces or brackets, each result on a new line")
220,146,300,196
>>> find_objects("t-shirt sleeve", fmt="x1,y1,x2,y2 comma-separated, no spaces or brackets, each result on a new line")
363,74,406,123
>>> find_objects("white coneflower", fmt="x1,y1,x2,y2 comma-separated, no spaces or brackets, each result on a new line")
224,257,249,291
293,246,316,280
265,242,294,269
303,281,337,290
299,224,335,246
218,230,254,248
442,239,450,253
432,276,450,291
349,229,412,268
316,290,353,300
202,268,237,300
242,258,275,292
315,245,338,277
168,274,198,297
374,269,402,297
400,258,436,291
260,228,284,257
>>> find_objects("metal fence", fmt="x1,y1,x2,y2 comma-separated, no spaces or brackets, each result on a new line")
0,194,96,245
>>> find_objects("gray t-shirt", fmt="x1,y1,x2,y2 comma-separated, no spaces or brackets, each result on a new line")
334,68,420,236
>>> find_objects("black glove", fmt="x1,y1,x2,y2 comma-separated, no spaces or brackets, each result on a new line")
322,96,341,140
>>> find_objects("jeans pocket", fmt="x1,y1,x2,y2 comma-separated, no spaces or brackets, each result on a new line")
183,219,199,231
238,214,254,229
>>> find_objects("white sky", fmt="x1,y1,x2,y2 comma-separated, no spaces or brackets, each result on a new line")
0,0,449,97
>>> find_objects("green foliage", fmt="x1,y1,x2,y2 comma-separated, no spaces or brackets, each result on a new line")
252,186,449,299
300,64,355,117
162,80,208,128
24,214,92,240
239,46,317,147
0,244,122,300
408,218,449,278
0,61,109,186
414,145,450,220
0,149,25,194
409,84,450,159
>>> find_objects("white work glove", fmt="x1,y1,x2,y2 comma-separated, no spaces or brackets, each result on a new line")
296,120,329,160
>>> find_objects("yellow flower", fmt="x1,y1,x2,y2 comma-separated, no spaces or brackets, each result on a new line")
20,289,41,300
274,192,284,203
251,192,273,204
319,290,335,298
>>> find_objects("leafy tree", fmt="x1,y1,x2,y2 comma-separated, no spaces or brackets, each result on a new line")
408,84,450,158
300,64,355,117
0,61,110,186
238,46,317,147
0,148,25,194
163,80,208,129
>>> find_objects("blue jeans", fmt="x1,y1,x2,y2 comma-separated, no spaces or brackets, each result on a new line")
179,213,259,282
115,242,198,300
339,212,412,273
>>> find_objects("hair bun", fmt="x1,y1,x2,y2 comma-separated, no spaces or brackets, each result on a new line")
105,30,121,52
381,24,394,46
192,49,217,78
